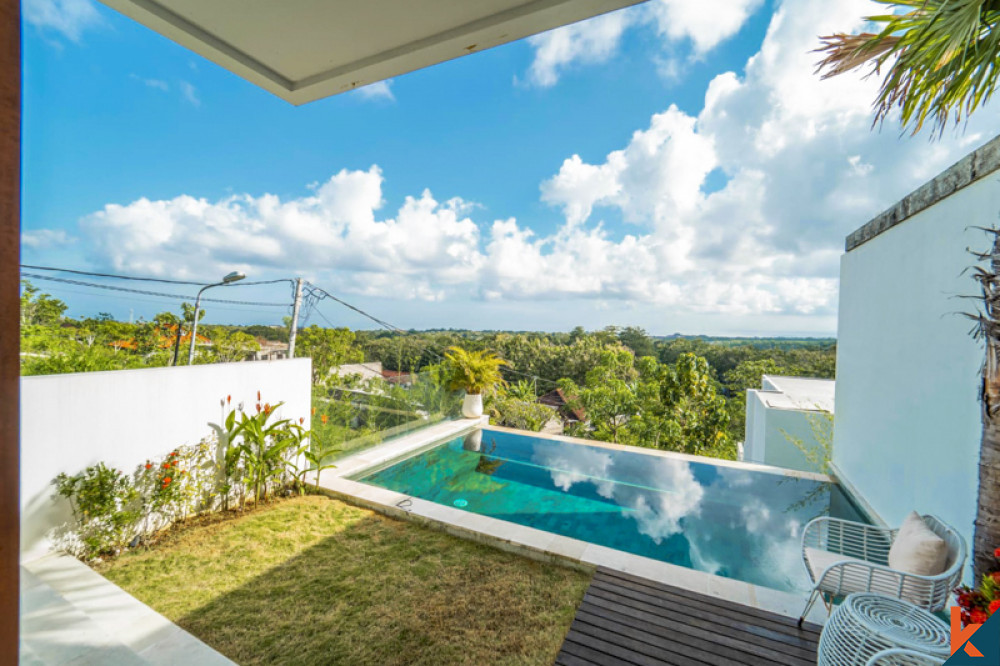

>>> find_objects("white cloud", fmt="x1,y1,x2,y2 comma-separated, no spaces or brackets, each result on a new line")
523,0,764,87
130,75,169,92
23,0,100,42
179,81,200,107
516,0,1000,316
48,0,1000,321
22,229,72,249
75,167,485,300
354,80,395,102
647,0,764,54
525,10,634,87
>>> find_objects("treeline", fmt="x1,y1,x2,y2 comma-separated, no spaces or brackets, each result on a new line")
19,282,835,457
354,326,835,451
19,281,279,375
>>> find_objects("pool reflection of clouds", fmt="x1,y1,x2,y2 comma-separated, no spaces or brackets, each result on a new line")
361,431,855,593
532,443,704,543
532,441,814,591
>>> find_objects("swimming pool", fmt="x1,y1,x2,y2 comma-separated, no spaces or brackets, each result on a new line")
354,428,867,593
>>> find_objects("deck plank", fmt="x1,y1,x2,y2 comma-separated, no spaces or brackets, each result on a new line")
555,567,819,666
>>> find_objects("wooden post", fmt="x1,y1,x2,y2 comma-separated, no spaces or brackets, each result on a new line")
0,0,20,660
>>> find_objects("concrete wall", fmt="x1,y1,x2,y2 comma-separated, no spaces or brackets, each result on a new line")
835,171,1000,570
20,359,312,559
744,391,829,473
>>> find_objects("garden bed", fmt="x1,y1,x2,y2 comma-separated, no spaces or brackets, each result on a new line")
95,495,589,666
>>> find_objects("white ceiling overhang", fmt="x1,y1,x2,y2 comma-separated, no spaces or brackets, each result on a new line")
99,0,646,105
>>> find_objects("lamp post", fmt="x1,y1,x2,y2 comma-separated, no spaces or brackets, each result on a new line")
187,271,245,365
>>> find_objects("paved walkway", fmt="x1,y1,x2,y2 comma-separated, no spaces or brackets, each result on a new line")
20,553,234,665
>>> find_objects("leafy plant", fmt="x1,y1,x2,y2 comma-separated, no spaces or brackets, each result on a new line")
53,463,140,559
232,399,296,505
488,394,553,432
443,347,509,395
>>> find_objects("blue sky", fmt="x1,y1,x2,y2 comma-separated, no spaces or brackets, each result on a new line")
20,0,1000,336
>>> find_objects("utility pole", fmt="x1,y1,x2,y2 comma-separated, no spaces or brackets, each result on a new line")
288,278,303,359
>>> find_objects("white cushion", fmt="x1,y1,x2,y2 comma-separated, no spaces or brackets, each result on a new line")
888,512,947,577
805,547,866,581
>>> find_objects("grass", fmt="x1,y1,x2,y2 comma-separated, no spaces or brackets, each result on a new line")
96,495,590,665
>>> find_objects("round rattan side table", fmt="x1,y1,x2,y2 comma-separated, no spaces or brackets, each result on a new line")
817,594,950,666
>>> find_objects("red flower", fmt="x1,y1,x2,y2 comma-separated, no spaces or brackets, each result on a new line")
994,547,1000,558
170,451,178,457
299,417,304,425
162,463,170,469
989,599,1000,615
144,463,152,470
164,477,172,484
321,414,328,424
972,608,988,624
227,395,231,404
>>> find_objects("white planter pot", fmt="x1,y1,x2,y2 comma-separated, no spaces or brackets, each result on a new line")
462,393,483,419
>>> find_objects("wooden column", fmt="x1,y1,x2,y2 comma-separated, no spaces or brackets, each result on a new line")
0,0,20,661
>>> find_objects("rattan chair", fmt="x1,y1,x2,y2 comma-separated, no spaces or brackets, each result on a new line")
798,515,965,625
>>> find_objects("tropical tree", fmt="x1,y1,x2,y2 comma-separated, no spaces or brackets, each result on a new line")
20,280,67,327
211,329,261,363
297,325,364,384
822,1,1000,576
816,0,1000,136
562,351,732,456
968,230,1000,577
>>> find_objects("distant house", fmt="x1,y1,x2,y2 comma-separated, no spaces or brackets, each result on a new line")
539,388,585,424
381,369,412,386
332,362,383,381
252,339,288,362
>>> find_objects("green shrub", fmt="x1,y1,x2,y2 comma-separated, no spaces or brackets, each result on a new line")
488,395,554,432
53,463,140,559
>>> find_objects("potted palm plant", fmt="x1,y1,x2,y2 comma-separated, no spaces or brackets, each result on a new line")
443,346,509,419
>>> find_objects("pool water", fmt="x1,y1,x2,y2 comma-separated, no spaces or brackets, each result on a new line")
355,429,866,593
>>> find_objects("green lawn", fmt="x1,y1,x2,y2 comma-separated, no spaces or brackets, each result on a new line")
96,495,590,666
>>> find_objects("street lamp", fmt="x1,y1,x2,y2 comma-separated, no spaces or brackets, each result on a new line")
187,271,245,365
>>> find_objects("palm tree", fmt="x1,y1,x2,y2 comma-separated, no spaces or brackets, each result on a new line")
816,0,1000,136
968,230,1000,578
443,346,509,395
817,1,1000,576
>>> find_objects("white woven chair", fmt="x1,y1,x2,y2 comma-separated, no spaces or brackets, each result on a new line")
865,649,946,666
798,515,966,625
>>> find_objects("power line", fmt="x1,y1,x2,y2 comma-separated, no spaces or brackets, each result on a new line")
20,263,293,288
22,273,289,307
304,281,562,389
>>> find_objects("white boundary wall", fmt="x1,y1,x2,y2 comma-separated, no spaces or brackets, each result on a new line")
835,148,1000,573
20,359,312,560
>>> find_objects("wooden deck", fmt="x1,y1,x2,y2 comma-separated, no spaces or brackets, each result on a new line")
555,567,821,666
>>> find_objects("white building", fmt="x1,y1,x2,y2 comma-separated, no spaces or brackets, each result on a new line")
832,134,1000,565
743,375,834,473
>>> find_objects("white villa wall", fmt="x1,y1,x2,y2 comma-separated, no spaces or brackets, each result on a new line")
835,162,1000,566
20,359,312,559
744,391,828,473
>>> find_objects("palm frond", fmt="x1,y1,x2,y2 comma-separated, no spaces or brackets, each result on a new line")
816,0,1000,136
